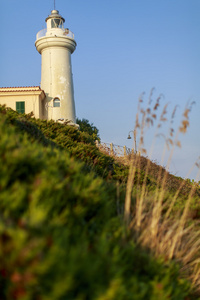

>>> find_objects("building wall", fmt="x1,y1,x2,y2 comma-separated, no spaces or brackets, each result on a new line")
41,45,76,122
0,93,45,119
35,34,76,123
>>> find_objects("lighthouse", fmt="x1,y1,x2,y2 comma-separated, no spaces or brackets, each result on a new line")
35,9,77,125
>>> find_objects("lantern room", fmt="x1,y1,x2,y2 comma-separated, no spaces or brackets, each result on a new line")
45,10,65,33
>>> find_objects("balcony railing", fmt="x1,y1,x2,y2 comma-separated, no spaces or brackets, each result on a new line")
36,28,75,40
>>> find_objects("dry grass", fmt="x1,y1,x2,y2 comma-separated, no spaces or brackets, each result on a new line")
124,90,200,293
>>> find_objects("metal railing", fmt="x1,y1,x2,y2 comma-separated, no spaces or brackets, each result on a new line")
36,28,75,40
36,29,47,39
96,141,134,157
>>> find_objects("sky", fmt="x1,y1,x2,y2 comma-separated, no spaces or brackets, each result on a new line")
1,0,200,180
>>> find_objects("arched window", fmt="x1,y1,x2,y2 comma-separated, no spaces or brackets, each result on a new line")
53,98,60,107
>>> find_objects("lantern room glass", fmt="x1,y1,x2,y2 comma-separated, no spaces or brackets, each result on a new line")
51,18,64,29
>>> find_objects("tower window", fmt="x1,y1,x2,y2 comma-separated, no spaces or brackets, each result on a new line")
53,98,60,107
16,101,25,114
51,18,63,29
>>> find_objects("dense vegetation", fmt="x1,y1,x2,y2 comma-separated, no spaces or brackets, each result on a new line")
0,105,200,300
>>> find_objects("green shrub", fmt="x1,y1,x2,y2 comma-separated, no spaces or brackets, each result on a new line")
0,106,197,299
76,118,100,142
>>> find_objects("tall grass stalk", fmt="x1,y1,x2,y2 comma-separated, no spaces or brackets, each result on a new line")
164,161,198,221
168,167,200,260
125,90,163,225
125,92,200,292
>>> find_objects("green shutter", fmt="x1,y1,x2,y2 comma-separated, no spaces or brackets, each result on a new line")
16,102,25,114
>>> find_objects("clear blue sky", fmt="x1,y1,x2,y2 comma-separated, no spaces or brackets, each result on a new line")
1,0,200,180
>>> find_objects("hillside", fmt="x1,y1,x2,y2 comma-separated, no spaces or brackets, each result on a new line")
0,105,200,300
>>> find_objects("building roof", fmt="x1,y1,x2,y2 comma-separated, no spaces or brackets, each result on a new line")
0,86,46,101
0,86,44,92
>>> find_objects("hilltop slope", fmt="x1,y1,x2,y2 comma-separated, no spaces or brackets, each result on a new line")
0,105,198,300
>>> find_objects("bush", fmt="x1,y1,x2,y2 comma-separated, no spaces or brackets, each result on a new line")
76,118,100,142
0,106,196,299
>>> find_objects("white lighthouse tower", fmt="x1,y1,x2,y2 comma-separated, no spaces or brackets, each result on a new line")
35,9,77,125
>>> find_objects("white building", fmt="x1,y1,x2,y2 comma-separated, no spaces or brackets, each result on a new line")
0,86,45,118
0,9,77,126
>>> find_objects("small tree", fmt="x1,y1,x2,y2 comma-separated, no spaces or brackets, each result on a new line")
76,118,100,142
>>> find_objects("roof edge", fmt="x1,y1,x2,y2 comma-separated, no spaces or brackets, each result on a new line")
0,86,42,90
